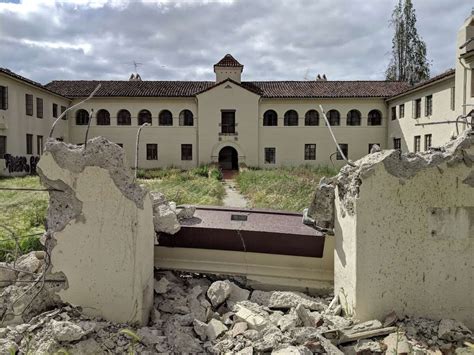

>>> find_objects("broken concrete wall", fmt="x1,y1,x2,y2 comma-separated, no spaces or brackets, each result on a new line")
334,130,474,328
37,137,154,325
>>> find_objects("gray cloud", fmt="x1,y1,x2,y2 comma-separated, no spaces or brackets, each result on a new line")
0,0,470,84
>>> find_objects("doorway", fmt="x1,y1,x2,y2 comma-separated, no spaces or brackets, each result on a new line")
218,146,238,170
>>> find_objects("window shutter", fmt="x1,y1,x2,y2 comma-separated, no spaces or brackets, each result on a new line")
412,100,415,118
4,87,7,110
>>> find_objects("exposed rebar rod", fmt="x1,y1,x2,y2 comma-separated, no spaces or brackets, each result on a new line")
319,104,357,167
49,84,101,138
0,187,63,192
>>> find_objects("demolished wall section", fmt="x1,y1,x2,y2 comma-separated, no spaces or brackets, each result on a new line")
334,131,474,328
37,137,154,325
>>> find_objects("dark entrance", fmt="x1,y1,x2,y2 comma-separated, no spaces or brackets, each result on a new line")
218,146,238,170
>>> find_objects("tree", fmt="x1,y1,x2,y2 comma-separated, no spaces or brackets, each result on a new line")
386,0,430,84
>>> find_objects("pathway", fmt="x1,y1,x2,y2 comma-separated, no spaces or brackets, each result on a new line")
222,177,248,208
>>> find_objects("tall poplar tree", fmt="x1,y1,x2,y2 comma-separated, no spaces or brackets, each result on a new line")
386,0,430,84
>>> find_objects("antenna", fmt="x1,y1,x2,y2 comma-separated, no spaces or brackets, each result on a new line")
133,60,143,74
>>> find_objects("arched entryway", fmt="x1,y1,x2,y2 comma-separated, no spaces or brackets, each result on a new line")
218,146,238,170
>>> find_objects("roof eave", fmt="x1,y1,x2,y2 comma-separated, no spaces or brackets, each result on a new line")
386,74,455,102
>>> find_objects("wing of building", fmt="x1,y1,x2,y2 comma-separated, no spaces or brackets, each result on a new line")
0,14,472,175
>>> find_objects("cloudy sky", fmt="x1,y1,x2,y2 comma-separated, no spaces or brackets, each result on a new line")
0,0,471,84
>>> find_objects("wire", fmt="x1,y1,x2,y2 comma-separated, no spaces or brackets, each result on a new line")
0,187,63,192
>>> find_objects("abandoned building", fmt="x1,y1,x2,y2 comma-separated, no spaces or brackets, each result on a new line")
0,13,473,175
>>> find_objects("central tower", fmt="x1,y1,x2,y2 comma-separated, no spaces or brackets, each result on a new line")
214,54,244,83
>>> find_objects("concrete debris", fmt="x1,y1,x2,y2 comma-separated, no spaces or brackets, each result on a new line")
305,176,335,232
268,291,326,311
438,319,472,342
0,270,471,354
153,203,181,235
207,280,232,307
177,205,196,219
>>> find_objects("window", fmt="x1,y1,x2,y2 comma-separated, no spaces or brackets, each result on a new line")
146,144,158,160
304,144,316,160
159,110,173,126
327,110,340,126
393,138,401,150
391,106,397,120
76,109,89,125
414,98,421,118
368,143,380,153
26,134,33,154
305,110,319,126
116,143,123,148
96,109,110,125
263,110,278,126
264,147,276,164
117,109,131,125
52,103,58,118
450,87,455,111
221,110,236,134
181,144,192,160
399,104,405,118
61,105,67,120
179,110,194,126
346,109,361,126
284,110,298,126
472,70,474,97
368,110,382,126
36,98,43,118
0,86,8,110
37,135,44,155
336,144,348,160
25,94,33,116
424,134,432,150
138,109,152,125
425,95,432,116
0,136,6,159
414,136,421,153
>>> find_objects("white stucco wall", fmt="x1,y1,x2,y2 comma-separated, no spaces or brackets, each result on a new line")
334,135,474,327
38,149,154,325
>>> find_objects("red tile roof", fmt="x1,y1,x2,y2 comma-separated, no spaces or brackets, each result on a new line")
45,79,410,99
387,69,455,100
0,67,68,98
214,54,244,68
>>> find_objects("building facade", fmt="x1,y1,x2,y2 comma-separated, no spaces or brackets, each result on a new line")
0,13,472,175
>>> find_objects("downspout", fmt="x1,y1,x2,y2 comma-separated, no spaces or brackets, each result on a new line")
458,57,469,116
257,97,262,167
194,96,199,167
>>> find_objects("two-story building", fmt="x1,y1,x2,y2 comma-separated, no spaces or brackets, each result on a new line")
0,11,472,175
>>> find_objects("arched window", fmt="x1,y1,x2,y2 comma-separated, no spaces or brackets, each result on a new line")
117,109,131,126
305,110,319,126
96,109,110,126
159,110,173,126
179,110,194,126
263,110,278,126
346,109,361,126
76,109,89,126
368,110,382,126
138,109,152,125
284,110,299,126
327,110,340,126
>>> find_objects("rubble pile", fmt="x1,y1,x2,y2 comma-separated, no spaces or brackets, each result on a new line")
0,270,472,354
150,191,195,235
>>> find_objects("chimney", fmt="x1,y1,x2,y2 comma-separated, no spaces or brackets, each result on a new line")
129,73,135,81
322,74,327,81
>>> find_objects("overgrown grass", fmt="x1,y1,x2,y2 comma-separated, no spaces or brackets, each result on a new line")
138,166,225,206
236,165,338,212
0,176,46,261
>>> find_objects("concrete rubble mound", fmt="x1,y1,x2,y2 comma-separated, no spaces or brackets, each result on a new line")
1,270,472,354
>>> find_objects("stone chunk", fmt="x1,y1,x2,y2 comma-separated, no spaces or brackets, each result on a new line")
154,277,170,294
383,332,412,354
227,281,250,308
177,205,196,219
207,281,231,307
250,290,273,306
206,318,227,341
345,319,382,335
137,327,162,346
231,321,248,337
235,304,269,331
295,304,322,327
354,339,384,353
16,252,43,275
269,291,325,311
50,320,85,342
278,313,301,332
438,319,472,342
0,262,17,287
193,319,208,341
272,345,312,354
154,204,181,235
